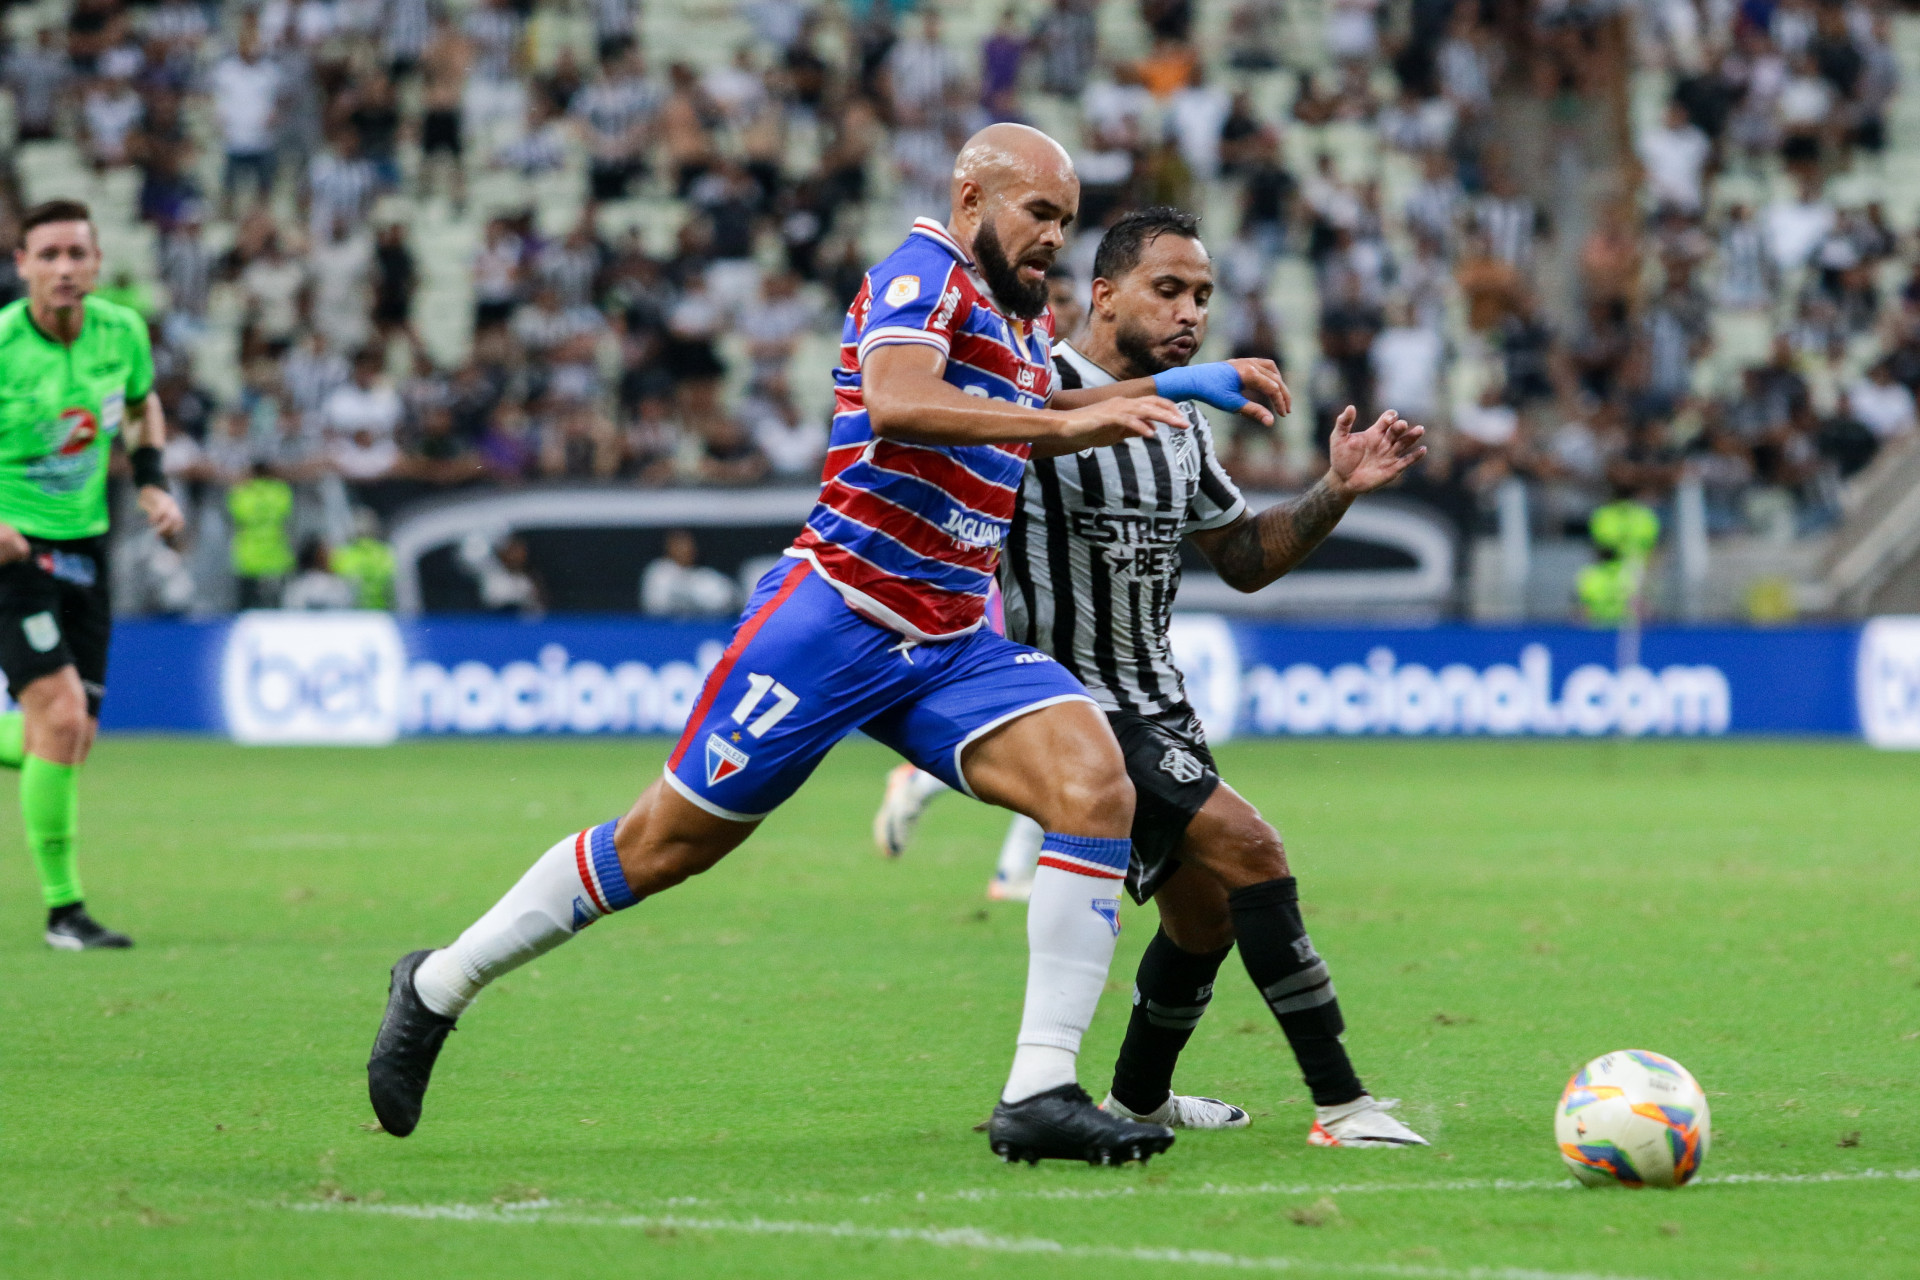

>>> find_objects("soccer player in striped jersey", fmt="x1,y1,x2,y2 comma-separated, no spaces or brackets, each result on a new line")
368,126,1292,1165
876,207,1432,1146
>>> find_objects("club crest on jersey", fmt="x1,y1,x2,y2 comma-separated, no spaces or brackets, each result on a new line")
1091,899,1122,936
1159,747,1205,784
884,274,921,306
706,733,749,786
1167,419,1201,481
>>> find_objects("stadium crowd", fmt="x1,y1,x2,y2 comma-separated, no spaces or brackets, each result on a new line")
0,0,1915,614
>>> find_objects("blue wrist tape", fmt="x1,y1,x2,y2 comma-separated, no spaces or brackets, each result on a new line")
1152,362,1248,412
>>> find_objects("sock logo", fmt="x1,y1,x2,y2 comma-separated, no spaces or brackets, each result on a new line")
1292,935,1319,964
1091,898,1121,936
570,896,596,932
705,733,749,786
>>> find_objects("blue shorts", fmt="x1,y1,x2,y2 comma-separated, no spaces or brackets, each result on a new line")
664,560,1094,821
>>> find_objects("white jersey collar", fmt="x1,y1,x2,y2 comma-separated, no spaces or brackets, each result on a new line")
1053,341,1127,389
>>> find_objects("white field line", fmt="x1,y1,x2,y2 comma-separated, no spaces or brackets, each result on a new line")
900,1165,1920,1206
286,1199,1650,1280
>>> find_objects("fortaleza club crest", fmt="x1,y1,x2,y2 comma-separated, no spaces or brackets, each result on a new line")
706,733,749,786
1091,899,1121,936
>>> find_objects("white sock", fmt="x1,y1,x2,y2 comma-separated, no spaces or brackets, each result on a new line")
906,768,950,806
994,815,1044,885
1001,833,1130,1103
414,821,633,1018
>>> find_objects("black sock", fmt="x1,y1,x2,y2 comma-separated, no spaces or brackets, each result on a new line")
1108,927,1232,1115
1228,876,1364,1107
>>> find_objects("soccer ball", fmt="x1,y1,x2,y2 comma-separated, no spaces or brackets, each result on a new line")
1554,1050,1710,1188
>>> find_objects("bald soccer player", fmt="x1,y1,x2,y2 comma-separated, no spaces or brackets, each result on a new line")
367,125,1290,1165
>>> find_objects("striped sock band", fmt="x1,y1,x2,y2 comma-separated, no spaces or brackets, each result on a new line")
1035,832,1130,881
573,819,638,916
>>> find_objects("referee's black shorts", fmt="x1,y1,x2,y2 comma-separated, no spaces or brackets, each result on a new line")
0,536,112,718
1108,702,1221,905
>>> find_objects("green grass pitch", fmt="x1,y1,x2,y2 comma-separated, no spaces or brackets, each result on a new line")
1,735,1916,1279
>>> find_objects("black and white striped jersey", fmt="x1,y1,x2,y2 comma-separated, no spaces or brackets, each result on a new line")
1001,342,1247,716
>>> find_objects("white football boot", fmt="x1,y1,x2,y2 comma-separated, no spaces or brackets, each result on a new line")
872,764,946,858
1307,1095,1429,1148
985,815,1044,901
986,871,1034,902
1102,1091,1252,1130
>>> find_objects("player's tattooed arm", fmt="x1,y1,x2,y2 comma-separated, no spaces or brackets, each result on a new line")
1189,405,1426,593
1191,478,1351,592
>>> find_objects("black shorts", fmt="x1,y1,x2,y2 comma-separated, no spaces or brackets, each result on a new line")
422,109,462,157
1109,703,1220,904
0,536,112,717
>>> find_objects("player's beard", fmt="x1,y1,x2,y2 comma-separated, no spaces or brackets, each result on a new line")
1113,314,1194,379
972,221,1050,320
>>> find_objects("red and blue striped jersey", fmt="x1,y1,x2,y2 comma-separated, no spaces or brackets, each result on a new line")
785,217,1057,641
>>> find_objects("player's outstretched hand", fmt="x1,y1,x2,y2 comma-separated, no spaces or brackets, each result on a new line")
137,485,186,540
1049,395,1189,453
1225,358,1292,422
1328,405,1427,496
0,523,26,565
1151,359,1292,426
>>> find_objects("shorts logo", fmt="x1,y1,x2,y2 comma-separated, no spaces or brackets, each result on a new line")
21,612,59,653
36,550,96,587
1158,747,1205,784
1091,898,1121,936
706,732,749,786
884,275,922,307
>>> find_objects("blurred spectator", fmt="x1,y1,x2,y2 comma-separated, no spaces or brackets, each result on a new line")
229,462,295,608
1034,0,1097,97
282,536,358,609
743,376,825,479
6,28,72,144
575,46,660,202
212,31,281,215
332,509,397,608
1847,363,1917,443
459,530,544,618
1371,302,1445,425
888,10,959,119
1639,102,1711,215
372,223,419,343
240,233,307,358
641,530,737,617
323,349,404,479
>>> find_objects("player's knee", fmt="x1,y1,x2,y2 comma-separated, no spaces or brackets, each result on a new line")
27,689,89,756
1049,770,1135,838
1204,814,1289,887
